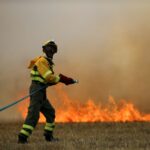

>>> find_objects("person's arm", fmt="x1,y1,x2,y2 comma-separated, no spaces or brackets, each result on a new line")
35,57,60,84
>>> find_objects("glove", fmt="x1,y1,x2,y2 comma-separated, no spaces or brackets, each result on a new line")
59,74,76,85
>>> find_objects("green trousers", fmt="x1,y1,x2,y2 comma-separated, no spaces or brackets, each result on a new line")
25,81,55,126
19,81,55,138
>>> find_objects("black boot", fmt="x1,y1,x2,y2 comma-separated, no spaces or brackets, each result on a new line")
44,131,59,142
18,134,28,144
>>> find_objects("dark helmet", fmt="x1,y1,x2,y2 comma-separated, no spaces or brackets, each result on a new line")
42,40,58,55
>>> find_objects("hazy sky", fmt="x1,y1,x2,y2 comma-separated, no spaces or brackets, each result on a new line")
0,0,150,120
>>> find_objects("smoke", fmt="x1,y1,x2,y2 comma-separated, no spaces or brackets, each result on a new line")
0,0,150,121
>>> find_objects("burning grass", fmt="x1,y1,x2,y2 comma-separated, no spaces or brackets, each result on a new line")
18,85,150,123
0,122,150,150
14,85,150,149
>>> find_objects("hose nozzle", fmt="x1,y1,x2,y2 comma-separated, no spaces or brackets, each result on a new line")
73,79,79,83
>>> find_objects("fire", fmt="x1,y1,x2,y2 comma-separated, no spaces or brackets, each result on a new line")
18,85,150,123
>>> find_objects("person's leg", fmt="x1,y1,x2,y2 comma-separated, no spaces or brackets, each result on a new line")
40,99,57,141
18,82,46,143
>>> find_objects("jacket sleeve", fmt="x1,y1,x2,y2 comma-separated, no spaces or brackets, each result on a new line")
35,57,60,84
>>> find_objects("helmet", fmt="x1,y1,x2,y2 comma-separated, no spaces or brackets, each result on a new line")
42,40,58,54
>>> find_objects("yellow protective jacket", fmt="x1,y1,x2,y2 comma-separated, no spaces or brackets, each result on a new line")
28,56,60,84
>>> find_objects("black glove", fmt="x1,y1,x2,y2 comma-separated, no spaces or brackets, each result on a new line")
59,74,76,85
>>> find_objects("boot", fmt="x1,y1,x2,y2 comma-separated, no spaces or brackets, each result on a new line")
18,134,28,144
44,131,59,142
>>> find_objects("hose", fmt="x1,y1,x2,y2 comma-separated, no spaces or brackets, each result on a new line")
0,85,48,112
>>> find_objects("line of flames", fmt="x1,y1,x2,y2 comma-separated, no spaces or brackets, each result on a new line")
18,85,150,123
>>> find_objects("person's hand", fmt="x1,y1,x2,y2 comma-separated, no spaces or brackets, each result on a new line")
59,74,76,85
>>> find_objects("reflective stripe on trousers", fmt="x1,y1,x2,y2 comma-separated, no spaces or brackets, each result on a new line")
44,122,55,132
20,124,34,137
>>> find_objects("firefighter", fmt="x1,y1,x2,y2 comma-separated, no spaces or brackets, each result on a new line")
18,40,76,143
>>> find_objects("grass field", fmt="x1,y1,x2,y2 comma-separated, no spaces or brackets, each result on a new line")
0,122,150,150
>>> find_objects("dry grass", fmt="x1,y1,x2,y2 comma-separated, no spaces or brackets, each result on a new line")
0,122,150,150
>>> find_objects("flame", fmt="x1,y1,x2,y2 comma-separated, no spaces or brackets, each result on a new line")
18,85,150,123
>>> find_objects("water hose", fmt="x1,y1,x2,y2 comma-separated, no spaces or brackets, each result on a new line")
0,79,78,112
0,85,48,112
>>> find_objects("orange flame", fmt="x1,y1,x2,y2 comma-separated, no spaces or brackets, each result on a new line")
18,85,150,123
